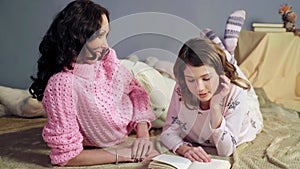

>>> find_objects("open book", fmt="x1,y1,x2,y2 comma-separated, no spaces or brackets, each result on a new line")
148,154,231,169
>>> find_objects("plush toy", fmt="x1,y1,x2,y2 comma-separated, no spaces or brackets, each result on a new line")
0,85,46,117
128,55,175,79
279,4,297,32
121,59,176,128
145,56,175,80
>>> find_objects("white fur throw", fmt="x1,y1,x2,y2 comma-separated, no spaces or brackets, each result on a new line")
0,86,46,117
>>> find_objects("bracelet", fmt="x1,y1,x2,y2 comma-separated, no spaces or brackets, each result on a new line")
115,149,118,165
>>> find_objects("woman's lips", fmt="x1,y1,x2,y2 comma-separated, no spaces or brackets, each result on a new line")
198,93,208,98
86,48,109,61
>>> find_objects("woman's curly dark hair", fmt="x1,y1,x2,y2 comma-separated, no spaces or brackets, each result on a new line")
29,0,109,101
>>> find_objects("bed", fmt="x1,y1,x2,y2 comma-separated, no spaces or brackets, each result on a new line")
1,30,300,169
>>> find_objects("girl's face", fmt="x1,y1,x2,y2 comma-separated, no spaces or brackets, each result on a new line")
184,64,220,108
78,14,110,64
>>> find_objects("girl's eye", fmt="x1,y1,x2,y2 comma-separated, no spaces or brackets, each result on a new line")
187,79,195,83
203,78,210,81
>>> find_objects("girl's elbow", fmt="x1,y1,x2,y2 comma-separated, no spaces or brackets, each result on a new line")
217,149,234,157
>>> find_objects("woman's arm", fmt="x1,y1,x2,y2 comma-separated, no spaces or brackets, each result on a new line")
131,122,156,161
136,121,150,138
64,123,150,166
65,123,150,166
66,148,133,166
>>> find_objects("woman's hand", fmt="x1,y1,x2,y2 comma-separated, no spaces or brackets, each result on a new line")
176,144,211,163
131,137,153,162
131,121,159,162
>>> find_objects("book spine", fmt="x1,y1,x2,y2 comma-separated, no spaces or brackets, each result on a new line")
253,27,286,32
252,23,284,28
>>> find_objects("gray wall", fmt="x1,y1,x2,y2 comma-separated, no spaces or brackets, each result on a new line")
1,0,299,89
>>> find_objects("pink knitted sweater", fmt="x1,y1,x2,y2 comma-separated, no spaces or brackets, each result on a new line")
42,48,155,166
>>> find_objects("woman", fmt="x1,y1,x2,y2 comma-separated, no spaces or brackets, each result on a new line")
30,0,157,166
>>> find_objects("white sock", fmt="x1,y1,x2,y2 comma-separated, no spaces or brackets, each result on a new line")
202,28,226,50
224,10,246,55
202,28,236,65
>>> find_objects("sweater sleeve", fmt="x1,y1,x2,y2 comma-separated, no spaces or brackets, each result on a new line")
210,88,247,156
161,84,187,152
42,73,83,166
128,77,155,130
105,48,154,130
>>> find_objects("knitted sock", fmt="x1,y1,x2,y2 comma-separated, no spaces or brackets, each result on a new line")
202,28,225,50
224,10,246,55
202,28,236,64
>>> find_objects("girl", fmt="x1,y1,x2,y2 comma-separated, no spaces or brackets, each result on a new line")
29,0,156,166
161,37,263,162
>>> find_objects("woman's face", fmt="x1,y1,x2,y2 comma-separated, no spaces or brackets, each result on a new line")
184,64,220,106
78,14,110,64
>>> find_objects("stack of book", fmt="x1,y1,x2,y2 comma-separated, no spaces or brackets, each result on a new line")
252,22,286,33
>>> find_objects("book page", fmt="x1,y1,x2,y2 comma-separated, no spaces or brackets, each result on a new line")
148,161,177,169
151,154,192,169
188,159,231,169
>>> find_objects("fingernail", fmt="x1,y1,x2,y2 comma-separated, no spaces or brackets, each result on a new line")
131,155,135,159
134,158,139,163
139,158,144,162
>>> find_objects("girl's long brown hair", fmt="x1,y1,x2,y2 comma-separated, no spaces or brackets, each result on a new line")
173,38,250,108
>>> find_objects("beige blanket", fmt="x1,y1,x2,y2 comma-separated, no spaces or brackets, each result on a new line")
236,30,300,112
0,88,299,169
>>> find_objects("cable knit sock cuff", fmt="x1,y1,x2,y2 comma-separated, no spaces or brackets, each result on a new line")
202,28,236,65
202,28,226,50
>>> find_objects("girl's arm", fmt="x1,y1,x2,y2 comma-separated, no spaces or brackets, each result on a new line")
210,74,231,129
175,144,211,163
162,85,211,163
210,89,248,156
161,85,187,152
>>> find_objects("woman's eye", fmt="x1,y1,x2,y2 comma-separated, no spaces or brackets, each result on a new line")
203,78,210,81
187,79,195,83
98,32,105,37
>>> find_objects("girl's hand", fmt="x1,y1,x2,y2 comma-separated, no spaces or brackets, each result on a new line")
213,75,231,103
182,146,211,163
210,75,231,128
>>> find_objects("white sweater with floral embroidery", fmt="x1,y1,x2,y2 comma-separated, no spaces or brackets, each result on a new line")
161,82,262,156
